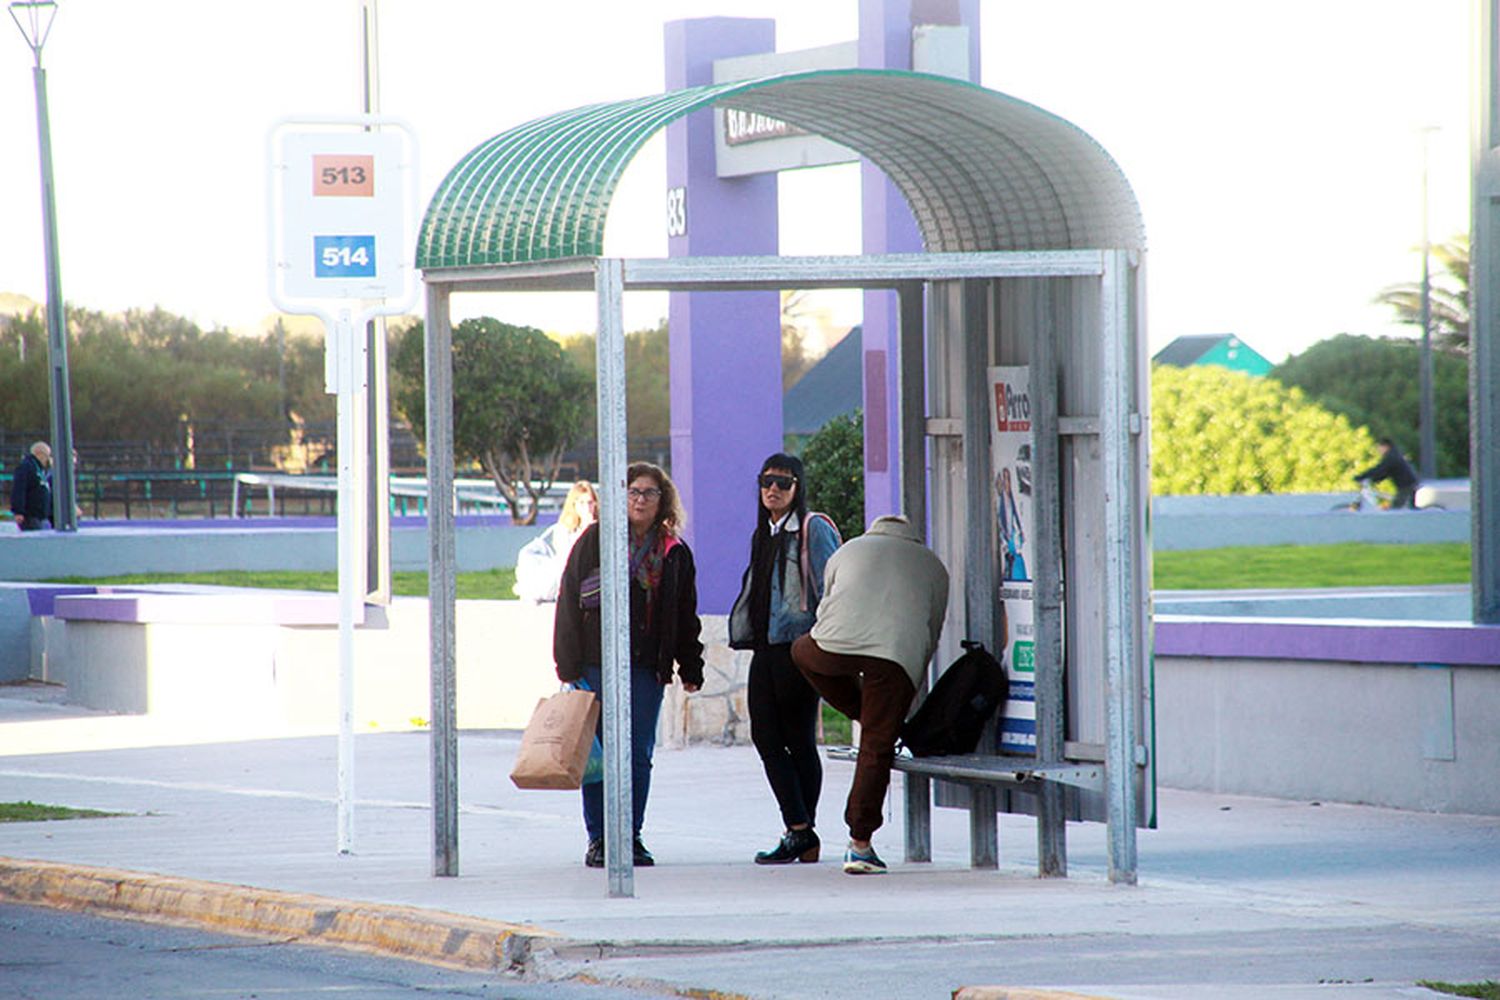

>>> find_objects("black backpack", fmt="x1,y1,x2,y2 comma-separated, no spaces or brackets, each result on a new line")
899,640,1008,757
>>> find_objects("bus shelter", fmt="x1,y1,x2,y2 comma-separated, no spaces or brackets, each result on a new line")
415,69,1153,897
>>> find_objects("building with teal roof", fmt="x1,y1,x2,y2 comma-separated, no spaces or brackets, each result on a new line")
1152,334,1273,376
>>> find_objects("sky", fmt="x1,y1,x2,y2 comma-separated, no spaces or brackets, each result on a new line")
0,0,1475,363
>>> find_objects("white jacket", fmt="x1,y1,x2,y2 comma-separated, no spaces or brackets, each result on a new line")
513,522,585,602
808,516,949,685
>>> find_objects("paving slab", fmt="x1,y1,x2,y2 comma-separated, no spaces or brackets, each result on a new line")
0,695,1496,999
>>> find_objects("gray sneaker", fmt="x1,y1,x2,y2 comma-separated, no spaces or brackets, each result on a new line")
842,844,887,875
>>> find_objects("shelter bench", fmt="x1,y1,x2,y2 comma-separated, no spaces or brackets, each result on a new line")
827,747,1104,871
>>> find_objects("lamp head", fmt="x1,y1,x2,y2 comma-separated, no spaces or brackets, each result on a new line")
9,1,58,62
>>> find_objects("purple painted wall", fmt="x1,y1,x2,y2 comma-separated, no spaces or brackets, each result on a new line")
664,18,783,613
1155,616,1500,667
663,4,981,607
858,0,981,524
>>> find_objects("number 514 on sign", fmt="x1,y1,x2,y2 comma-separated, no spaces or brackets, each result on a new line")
314,235,376,278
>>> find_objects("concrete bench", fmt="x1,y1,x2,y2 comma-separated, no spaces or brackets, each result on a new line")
827,746,1104,869
39,590,560,732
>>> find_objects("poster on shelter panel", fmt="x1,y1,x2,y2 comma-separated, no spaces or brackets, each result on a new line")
989,366,1036,755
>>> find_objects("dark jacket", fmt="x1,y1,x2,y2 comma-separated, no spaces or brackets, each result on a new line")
553,522,705,688
9,453,52,522
1355,448,1418,491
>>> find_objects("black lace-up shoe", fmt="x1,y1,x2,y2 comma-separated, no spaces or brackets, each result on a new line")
633,836,655,867
754,827,821,865
584,838,604,868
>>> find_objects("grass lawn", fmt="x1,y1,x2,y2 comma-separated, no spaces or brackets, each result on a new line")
51,544,1468,596
820,703,853,746
1154,542,1470,590
44,568,518,601
1419,983,1500,1000
0,801,121,823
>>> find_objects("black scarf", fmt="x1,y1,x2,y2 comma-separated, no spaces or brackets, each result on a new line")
746,523,792,646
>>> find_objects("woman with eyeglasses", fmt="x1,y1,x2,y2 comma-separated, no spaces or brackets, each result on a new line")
554,462,704,869
728,453,842,864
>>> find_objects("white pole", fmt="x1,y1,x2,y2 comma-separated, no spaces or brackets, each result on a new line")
334,307,366,854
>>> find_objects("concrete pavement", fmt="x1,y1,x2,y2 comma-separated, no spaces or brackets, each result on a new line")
0,684,1497,999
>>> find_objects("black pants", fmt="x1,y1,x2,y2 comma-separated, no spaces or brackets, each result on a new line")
748,642,822,830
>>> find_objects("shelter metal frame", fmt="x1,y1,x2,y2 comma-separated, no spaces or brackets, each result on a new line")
421,248,1147,897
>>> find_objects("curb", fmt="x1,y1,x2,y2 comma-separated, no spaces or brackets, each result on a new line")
953,990,1115,1000
0,856,556,973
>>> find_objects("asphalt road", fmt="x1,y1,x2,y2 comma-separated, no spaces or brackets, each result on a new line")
0,903,672,1000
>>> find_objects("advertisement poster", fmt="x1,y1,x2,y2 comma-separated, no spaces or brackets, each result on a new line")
989,366,1035,754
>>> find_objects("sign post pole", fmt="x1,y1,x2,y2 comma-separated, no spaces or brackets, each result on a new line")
268,117,416,855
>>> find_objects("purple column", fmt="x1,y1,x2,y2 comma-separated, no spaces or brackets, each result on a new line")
665,18,782,613
858,0,981,524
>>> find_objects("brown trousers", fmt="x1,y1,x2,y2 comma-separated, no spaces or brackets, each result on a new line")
790,635,916,841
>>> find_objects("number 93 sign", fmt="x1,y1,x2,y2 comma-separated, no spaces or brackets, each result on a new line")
268,119,417,305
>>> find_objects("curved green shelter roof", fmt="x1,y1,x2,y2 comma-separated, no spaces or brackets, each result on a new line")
416,68,1144,270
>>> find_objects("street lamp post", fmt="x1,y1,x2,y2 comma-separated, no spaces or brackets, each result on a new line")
9,0,77,532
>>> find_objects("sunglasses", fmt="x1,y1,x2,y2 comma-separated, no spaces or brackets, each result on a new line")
758,474,797,491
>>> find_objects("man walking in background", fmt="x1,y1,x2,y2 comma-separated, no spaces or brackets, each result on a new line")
9,441,54,531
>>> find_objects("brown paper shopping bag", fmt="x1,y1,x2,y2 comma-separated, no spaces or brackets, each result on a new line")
510,688,601,790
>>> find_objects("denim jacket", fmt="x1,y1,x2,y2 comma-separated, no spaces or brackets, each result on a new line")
728,511,841,649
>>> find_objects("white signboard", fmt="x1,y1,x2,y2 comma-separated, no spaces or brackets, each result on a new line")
711,42,859,178
270,125,413,304
989,366,1036,755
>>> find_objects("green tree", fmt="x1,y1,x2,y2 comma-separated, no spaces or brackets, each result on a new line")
0,310,49,435
558,319,673,441
1373,234,1470,354
802,409,865,540
392,317,590,524
1151,365,1374,494
0,306,301,460
1272,334,1469,478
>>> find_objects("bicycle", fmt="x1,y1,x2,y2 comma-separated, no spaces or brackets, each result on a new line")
1331,479,1444,512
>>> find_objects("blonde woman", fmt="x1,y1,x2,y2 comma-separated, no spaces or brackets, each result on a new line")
513,481,598,602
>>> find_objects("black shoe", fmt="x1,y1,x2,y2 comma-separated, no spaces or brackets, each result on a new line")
632,836,655,867
754,827,820,865
584,838,604,868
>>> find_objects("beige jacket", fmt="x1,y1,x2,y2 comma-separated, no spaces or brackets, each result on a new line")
808,516,949,685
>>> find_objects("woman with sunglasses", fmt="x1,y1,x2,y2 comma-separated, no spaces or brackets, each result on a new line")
729,453,842,864
554,462,703,869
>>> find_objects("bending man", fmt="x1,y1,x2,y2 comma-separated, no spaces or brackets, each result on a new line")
790,515,948,875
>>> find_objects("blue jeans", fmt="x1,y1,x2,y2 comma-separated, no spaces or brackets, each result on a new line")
579,664,665,842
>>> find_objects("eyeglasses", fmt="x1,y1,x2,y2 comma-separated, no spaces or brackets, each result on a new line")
627,487,662,502
758,474,797,491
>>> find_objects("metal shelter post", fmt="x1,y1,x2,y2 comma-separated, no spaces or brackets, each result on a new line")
596,258,634,899
961,278,998,869
897,280,931,864
1099,250,1140,884
1028,278,1067,877
425,282,459,877
1473,0,1500,624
